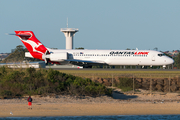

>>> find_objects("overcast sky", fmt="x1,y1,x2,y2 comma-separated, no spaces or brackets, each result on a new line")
1,0,180,53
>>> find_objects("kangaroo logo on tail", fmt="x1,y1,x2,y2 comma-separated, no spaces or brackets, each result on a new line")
15,31,48,60
15,31,47,53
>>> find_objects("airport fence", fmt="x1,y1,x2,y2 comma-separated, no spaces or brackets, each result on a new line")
66,73,180,94
111,74,180,94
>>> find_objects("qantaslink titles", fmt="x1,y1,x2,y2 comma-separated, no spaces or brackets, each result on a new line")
110,51,149,55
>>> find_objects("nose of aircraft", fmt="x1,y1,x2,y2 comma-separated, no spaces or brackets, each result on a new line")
166,57,174,64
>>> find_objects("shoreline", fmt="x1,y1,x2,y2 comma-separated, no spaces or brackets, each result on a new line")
0,103,179,117
0,103,180,117
0,93,180,117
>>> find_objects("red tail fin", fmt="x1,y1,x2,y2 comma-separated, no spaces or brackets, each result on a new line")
15,31,48,60
15,31,47,53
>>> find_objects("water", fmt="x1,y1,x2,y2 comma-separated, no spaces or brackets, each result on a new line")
1,115,180,120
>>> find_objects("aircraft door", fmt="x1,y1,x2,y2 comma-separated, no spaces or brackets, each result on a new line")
152,55,155,61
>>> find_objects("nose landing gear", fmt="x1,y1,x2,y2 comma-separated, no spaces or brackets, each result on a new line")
163,65,166,69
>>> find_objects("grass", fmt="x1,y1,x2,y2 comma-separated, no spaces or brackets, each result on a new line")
56,69,180,78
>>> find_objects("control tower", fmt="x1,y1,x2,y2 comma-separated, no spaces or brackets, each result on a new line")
61,19,78,49
61,28,78,49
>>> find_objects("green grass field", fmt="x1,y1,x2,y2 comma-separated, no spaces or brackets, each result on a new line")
57,69,180,78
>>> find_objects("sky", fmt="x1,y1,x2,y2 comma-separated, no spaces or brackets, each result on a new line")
1,0,180,53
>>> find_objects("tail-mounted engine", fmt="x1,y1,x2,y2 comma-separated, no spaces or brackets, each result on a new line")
42,52,68,64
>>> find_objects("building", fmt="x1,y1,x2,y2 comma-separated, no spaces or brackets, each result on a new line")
0,61,46,68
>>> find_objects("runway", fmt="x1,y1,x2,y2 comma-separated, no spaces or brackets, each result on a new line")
45,67,179,71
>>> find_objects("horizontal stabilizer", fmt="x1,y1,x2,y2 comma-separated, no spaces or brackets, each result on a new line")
7,33,31,36
65,59,105,64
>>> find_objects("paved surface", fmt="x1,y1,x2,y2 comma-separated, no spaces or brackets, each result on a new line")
45,68,179,71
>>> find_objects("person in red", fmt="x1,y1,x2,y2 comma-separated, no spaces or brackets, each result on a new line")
27,96,33,109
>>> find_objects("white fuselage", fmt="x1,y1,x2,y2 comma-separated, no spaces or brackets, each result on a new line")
46,49,174,66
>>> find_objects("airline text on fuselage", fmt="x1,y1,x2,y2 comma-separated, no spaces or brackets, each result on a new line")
110,51,149,55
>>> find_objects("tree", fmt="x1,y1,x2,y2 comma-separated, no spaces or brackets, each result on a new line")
16,45,24,51
175,52,180,69
1,45,39,63
75,47,84,49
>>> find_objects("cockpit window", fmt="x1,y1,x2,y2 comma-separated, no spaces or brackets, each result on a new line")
158,54,166,57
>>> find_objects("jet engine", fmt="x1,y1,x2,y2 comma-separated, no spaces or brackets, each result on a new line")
42,52,68,62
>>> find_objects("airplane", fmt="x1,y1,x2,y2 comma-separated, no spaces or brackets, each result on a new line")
11,31,174,68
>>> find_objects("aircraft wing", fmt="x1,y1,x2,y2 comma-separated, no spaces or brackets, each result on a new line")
65,59,106,66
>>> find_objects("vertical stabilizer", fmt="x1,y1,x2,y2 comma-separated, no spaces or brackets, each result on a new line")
15,31,48,60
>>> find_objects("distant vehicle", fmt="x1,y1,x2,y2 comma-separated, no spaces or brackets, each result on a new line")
11,31,174,68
